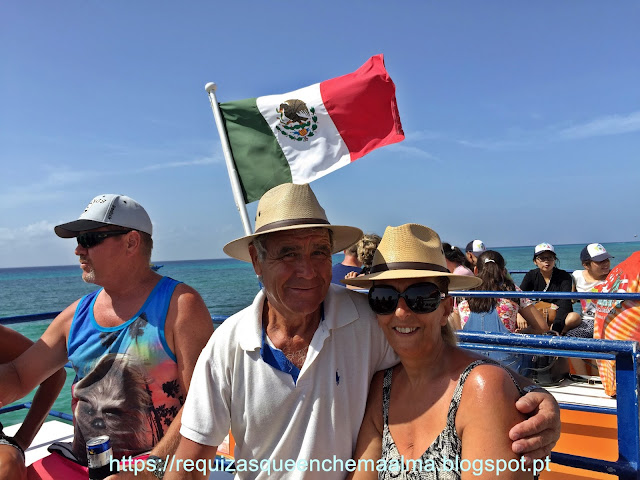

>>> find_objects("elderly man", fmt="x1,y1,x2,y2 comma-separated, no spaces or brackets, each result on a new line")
0,194,213,479
172,183,560,480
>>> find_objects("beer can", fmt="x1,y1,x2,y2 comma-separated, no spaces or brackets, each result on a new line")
87,435,113,480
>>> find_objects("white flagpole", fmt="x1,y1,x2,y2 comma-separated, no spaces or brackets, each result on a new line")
205,82,253,236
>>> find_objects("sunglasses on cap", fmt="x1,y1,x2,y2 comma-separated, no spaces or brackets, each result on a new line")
76,230,132,249
368,282,447,315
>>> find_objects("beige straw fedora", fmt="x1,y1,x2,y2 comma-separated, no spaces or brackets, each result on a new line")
342,223,483,290
223,183,363,262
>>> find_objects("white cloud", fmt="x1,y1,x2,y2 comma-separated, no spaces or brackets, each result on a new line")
0,221,55,242
136,155,221,172
386,144,441,162
558,111,640,140
451,110,640,151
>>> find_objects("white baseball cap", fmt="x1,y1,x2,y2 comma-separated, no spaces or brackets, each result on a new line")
580,243,613,262
466,239,486,256
534,242,555,256
55,194,152,238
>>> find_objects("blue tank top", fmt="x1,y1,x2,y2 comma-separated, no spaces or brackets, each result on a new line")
67,276,183,462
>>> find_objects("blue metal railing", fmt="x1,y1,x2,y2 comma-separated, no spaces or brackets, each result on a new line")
2,291,640,479
456,331,640,479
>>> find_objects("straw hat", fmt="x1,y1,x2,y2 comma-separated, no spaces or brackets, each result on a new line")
223,183,363,262
342,223,483,290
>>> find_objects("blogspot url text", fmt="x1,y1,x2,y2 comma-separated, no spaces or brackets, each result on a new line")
114,454,551,476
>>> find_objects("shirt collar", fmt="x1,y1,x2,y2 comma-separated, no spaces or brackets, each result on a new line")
237,285,363,351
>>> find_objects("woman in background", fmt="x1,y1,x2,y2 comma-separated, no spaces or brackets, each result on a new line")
358,233,382,275
450,250,547,333
520,243,581,334
442,243,474,277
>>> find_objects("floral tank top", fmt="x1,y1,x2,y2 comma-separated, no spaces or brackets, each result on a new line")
378,360,523,479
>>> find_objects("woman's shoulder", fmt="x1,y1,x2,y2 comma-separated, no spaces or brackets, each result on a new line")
453,264,474,276
460,361,523,401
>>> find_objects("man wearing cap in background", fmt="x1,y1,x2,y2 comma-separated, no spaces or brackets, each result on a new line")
594,248,640,397
169,183,561,480
568,243,613,338
465,239,486,268
0,194,213,479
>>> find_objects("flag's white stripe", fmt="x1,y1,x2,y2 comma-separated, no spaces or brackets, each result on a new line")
256,83,351,184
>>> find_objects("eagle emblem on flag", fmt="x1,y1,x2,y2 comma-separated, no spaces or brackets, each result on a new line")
275,99,318,142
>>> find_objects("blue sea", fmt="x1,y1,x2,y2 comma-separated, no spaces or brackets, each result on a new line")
2,242,639,426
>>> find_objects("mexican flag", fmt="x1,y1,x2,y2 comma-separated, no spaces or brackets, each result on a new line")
218,54,404,203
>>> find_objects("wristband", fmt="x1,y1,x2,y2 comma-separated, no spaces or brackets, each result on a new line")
147,455,166,479
522,384,548,395
0,431,25,462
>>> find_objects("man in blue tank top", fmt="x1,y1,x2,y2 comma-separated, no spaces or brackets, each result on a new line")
0,194,213,480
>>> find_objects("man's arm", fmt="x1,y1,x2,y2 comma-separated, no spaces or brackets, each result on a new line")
164,438,218,479
0,306,74,408
109,284,214,479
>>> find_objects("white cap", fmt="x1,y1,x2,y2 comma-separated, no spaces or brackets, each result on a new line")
582,243,613,262
534,242,555,256
466,239,486,256
54,194,152,238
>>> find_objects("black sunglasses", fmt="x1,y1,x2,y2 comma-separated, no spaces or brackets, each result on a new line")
368,282,446,315
76,230,132,249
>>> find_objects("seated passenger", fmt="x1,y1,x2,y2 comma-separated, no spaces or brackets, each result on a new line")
345,234,383,289
443,242,474,276
357,233,382,275
520,243,581,334
567,243,612,338
331,242,362,285
594,250,640,397
451,250,547,333
0,325,66,480
345,225,535,479
464,239,486,269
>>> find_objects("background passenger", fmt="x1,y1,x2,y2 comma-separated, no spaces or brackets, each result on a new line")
345,224,534,479
443,242,474,276
357,233,382,275
451,250,547,333
520,243,581,334
331,242,363,285
465,239,486,269
568,243,612,338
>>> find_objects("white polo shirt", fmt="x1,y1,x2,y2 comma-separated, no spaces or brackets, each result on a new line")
180,285,398,479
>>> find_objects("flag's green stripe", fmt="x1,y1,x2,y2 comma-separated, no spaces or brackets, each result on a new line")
219,98,291,204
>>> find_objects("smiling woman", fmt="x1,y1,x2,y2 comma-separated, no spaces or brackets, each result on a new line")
343,224,535,480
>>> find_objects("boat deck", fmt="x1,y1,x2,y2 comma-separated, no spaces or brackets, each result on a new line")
542,378,618,480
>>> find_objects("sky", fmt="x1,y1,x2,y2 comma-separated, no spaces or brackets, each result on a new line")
1,1,639,268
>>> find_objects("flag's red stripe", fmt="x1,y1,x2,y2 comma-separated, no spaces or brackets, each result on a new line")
320,54,404,161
